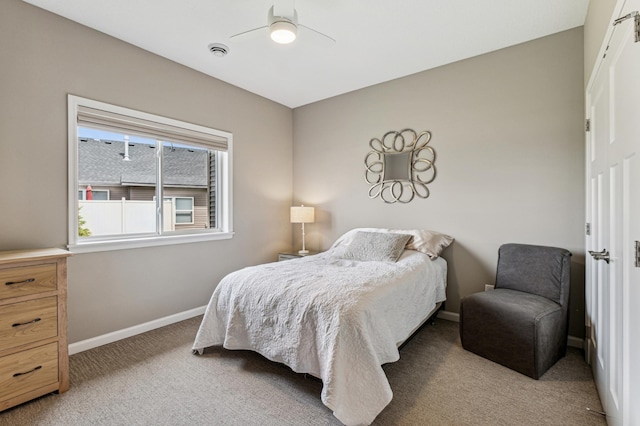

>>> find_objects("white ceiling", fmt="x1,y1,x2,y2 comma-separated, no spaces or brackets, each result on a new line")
22,0,589,108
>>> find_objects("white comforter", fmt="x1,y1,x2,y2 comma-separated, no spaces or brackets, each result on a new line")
192,249,447,425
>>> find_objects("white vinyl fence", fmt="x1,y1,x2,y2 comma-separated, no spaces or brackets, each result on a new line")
79,199,174,236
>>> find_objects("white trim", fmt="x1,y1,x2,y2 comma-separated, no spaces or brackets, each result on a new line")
68,305,206,355
567,336,584,350
68,98,80,246
68,306,586,355
438,310,584,349
67,231,234,253
437,309,460,322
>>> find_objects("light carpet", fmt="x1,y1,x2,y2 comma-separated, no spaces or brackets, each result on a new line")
0,317,606,425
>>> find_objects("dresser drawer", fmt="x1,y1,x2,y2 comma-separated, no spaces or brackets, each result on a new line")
0,342,58,402
0,264,57,300
0,297,58,352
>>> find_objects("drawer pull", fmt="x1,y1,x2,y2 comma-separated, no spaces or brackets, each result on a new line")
12,318,42,327
5,278,36,286
13,365,42,377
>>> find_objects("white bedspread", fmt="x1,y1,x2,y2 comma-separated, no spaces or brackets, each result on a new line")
192,249,447,425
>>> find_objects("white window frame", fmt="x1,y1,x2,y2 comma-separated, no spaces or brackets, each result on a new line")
67,95,233,253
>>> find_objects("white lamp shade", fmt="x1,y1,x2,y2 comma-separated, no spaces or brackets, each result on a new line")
290,206,314,223
270,21,297,44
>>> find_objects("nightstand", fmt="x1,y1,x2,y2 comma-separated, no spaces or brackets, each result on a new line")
278,251,319,261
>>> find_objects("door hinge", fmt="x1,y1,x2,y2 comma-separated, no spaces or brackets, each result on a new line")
635,241,640,267
586,222,591,236
585,119,591,132
613,11,640,43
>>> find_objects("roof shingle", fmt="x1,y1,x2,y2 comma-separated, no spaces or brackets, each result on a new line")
78,138,208,187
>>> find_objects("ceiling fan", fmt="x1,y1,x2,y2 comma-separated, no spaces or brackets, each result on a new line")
230,1,335,45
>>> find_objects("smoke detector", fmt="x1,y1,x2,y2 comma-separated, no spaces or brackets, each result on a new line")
208,43,229,57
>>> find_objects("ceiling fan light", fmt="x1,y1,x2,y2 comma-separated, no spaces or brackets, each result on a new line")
270,21,297,44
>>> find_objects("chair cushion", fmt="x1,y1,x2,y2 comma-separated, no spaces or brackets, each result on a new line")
460,288,564,379
496,243,570,305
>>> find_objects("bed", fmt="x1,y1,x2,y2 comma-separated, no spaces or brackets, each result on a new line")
192,228,453,425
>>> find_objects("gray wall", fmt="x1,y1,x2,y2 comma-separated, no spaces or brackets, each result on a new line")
292,28,587,337
1,0,591,343
0,0,293,343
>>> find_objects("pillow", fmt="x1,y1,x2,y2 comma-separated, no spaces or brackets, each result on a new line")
332,227,454,259
341,231,412,262
404,229,454,259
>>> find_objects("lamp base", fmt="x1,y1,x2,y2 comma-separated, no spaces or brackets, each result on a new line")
298,249,309,255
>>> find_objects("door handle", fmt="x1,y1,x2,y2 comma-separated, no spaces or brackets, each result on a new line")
589,248,610,264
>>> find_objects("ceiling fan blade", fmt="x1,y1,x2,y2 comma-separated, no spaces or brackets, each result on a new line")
299,24,336,45
229,25,268,41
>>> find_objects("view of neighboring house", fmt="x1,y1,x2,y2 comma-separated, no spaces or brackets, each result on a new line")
78,137,215,236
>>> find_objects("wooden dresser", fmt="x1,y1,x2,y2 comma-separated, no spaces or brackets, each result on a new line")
0,248,71,411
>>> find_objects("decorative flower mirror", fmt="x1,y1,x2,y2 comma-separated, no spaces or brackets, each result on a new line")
364,129,436,203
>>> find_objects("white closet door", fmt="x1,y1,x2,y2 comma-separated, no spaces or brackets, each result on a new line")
585,1,640,424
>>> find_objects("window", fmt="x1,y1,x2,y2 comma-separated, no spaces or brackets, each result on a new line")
68,95,233,252
78,188,109,201
165,197,195,225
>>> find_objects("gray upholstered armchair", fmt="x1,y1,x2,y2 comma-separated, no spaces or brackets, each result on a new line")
459,243,572,379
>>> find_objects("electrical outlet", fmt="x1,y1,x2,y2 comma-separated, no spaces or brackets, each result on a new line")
484,284,495,291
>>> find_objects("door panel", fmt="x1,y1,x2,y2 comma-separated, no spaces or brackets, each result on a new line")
586,1,640,424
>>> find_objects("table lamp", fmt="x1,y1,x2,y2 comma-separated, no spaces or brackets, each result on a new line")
290,205,315,254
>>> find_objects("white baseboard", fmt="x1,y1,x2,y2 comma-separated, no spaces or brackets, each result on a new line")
567,336,584,349
437,310,584,349
437,310,460,322
68,306,206,355
69,306,585,355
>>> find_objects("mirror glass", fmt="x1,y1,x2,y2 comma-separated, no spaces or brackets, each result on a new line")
383,152,411,181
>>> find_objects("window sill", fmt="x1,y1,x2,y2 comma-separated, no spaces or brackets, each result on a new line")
68,231,234,254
